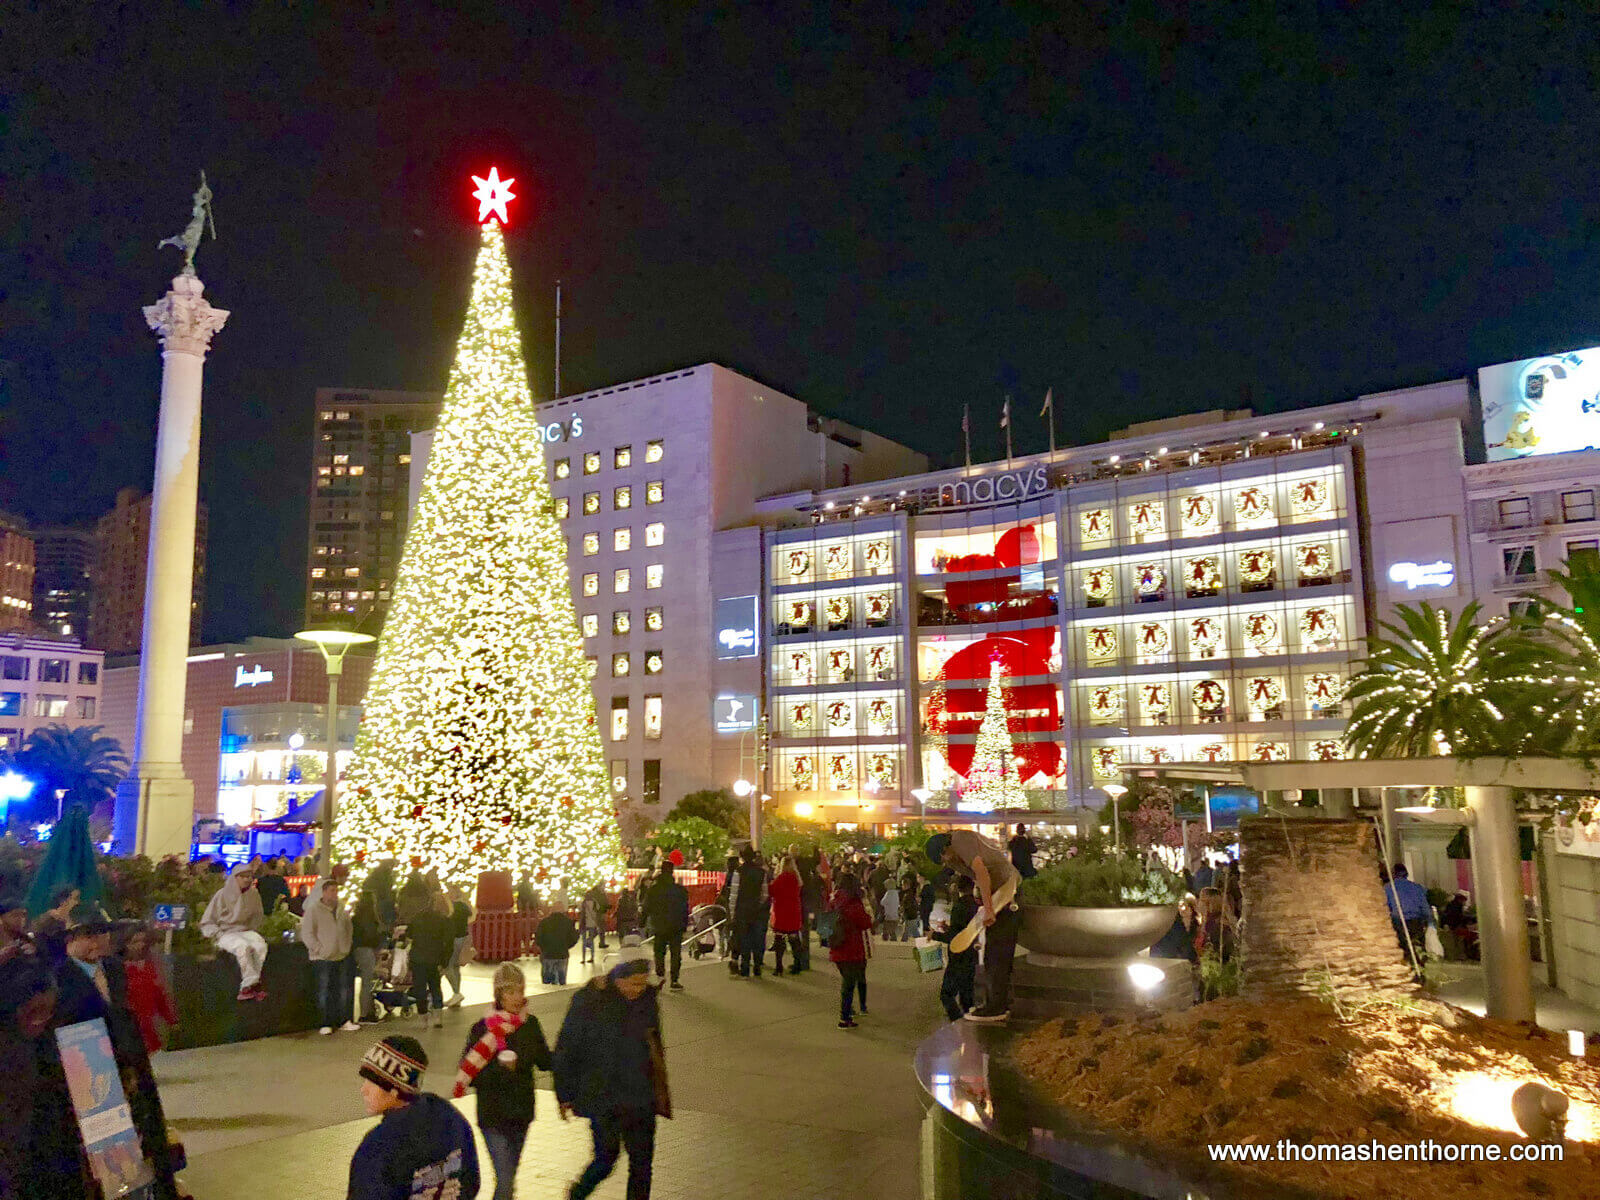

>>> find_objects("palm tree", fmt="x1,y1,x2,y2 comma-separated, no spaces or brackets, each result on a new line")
1344,602,1533,758
15,724,129,821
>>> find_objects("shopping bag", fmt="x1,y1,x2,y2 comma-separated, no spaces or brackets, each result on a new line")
1424,924,1445,959
913,937,945,974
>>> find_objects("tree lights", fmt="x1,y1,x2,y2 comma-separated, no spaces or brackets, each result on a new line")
333,212,623,893
959,659,1028,813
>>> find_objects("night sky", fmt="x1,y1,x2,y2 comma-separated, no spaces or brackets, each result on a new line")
4,5,1599,643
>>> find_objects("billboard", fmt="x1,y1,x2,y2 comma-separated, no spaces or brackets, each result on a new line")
715,595,759,660
713,694,758,733
1481,347,1600,461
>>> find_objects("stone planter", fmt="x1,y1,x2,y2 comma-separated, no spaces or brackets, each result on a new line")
166,941,318,1049
1017,903,1178,962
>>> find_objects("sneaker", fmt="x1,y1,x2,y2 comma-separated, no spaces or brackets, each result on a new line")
340,1020,362,1032
670,981,684,991
319,1026,334,1035
445,995,463,1009
963,1007,1010,1024
432,1011,444,1029
859,1006,868,1016
838,1018,857,1029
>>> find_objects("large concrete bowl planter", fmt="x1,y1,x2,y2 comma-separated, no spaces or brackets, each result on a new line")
1018,902,1178,961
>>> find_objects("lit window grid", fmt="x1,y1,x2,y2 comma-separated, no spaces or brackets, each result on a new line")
1066,592,1361,670
1064,530,1352,609
614,527,631,552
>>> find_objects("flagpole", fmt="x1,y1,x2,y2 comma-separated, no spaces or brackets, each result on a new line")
1042,387,1056,455
1003,395,1013,467
963,404,972,468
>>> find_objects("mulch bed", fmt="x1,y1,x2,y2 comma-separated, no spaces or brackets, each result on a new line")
1013,994,1600,1199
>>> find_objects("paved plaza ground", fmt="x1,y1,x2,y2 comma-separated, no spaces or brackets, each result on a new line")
158,943,943,1200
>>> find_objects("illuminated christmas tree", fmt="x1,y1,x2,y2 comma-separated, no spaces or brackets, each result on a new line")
959,658,1027,812
334,170,623,892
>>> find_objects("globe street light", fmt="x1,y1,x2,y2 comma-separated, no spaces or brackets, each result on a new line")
295,623,376,875
1102,783,1129,855
911,786,934,822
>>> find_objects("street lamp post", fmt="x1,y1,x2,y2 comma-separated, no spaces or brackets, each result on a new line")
295,625,376,875
911,787,933,824
1102,783,1129,855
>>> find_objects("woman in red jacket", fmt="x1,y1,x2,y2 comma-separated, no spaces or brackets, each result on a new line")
827,874,873,1028
119,925,179,1053
769,856,805,976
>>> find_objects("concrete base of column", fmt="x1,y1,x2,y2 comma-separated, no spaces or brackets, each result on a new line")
113,774,195,859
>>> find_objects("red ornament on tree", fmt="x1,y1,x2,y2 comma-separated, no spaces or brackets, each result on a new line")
668,849,684,866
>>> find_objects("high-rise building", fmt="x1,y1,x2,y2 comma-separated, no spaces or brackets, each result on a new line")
31,527,94,640
305,387,442,632
0,633,105,754
407,364,928,824
90,488,207,654
0,513,36,633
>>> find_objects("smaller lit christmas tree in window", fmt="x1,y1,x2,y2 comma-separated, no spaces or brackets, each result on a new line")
959,658,1028,812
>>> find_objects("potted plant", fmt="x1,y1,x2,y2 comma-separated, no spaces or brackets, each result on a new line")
1017,853,1184,960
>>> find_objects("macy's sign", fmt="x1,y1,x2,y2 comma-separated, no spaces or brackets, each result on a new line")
937,466,1050,508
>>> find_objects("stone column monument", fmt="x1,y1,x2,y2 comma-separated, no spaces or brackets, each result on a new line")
112,174,229,856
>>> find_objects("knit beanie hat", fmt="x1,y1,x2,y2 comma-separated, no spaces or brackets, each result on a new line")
609,933,652,980
359,1035,428,1098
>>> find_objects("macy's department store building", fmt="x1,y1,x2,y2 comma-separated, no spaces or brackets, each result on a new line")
748,377,1491,827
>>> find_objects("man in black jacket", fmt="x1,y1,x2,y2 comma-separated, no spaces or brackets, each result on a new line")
731,847,768,978
554,941,670,1200
349,1035,479,1200
644,865,689,990
255,857,290,914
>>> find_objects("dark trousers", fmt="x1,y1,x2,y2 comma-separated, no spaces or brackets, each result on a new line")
1394,916,1429,965
735,919,765,975
572,1108,656,1200
836,959,867,1019
411,961,443,1013
940,957,976,1022
482,1122,528,1200
771,930,802,973
653,930,682,983
981,904,1022,1013
313,956,354,1027
796,906,813,968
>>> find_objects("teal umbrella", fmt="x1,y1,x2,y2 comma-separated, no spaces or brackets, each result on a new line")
24,803,105,920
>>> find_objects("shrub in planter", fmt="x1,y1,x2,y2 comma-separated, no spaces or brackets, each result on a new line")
1020,857,1185,908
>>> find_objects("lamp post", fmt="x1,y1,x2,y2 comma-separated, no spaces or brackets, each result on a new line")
911,786,933,824
1102,783,1129,855
294,624,375,875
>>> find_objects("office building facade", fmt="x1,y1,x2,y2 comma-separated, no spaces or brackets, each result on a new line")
305,387,442,629
0,634,105,753
91,488,207,654
31,527,94,641
0,513,35,633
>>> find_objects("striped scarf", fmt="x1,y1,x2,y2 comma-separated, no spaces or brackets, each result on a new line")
452,1008,526,1098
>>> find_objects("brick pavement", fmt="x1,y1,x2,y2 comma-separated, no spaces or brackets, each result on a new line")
160,941,941,1199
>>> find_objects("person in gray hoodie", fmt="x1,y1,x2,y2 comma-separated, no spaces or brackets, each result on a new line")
300,876,359,1034
200,862,269,1001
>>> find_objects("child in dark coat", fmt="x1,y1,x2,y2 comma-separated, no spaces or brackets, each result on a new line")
929,875,979,1021
454,962,552,1200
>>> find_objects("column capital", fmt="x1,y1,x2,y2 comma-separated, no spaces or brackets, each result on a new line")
144,274,229,357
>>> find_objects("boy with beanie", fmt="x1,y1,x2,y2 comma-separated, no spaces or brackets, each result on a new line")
349,1035,480,1200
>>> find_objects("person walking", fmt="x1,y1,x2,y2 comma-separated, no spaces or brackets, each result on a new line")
453,963,552,1200
768,856,804,975
407,892,456,1028
826,874,873,1028
352,886,386,1024
876,879,902,942
302,876,361,1034
554,938,672,1200
349,1035,480,1200
731,847,768,978
443,885,474,1009
117,923,179,1054
1007,823,1039,879
1384,863,1436,974
614,881,640,939
925,831,1021,1024
797,852,823,971
535,905,579,985
200,862,269,1002
898,874,920,940
644,864,689,990
579,882,608,965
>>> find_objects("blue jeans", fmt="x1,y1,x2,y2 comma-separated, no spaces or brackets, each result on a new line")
541,955,568,985
313,956,353,1027
482,1123,528,1200
571,1109,656,1200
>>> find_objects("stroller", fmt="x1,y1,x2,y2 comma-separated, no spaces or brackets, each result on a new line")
371,933,418,1019
687,903,728,960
